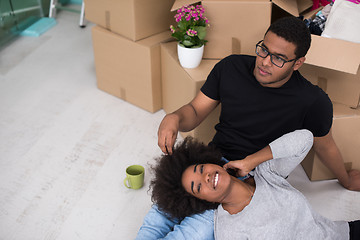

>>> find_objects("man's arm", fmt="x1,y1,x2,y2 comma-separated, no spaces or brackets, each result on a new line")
313,128,360,191
158,91,219,154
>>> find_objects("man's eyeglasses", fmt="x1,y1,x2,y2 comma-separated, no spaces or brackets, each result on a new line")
255,40,297,68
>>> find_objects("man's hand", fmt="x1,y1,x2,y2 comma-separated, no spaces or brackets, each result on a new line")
344,169,360,191
158,113,179,155
314,130,360,192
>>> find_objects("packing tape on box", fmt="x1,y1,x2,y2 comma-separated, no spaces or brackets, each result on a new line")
105,11,111,29
317,77,327,92
344,162,353,171
232,37,241,55
120,87,126,100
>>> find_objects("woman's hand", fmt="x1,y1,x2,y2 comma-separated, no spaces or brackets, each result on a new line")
223,157,255,177
223,145,273,177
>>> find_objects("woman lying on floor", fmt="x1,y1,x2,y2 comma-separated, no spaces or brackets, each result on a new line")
149,129,359,239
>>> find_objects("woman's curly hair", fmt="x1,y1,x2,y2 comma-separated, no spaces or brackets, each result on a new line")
150,137,226,219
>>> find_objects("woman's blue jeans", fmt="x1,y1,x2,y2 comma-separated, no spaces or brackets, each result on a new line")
135,205,215,240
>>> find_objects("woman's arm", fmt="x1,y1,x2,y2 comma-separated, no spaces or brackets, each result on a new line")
223,145,273,177
268,129,313,178
224,130,313,178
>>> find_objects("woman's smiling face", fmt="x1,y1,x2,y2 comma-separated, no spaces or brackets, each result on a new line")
181,163,232,203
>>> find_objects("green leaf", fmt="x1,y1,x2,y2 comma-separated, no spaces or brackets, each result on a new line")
182,40,194,47
194,26,207,40
198,19,207,27
172,32,183,41
178,42,186,48
178,20,188,32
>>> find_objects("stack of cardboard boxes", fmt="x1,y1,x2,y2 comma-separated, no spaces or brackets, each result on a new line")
86,0,360,181
300,35,360,180
84,0,175,113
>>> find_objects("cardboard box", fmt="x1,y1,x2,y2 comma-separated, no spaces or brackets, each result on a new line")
170,0,314,59
171,0,201,11
92,26,172,113
301,102,360,181
200,0,314,59
85,0,175,41
300,35,360,108
161,41,221,144
202,0,271,59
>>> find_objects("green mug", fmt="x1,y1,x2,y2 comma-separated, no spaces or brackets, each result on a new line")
124,165,145,189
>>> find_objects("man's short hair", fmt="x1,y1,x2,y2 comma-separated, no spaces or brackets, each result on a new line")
266,16,311,58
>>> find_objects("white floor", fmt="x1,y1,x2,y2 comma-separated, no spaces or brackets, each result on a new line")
0,11,359,240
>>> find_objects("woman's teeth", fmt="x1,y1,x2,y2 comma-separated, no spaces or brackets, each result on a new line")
214,172,219,189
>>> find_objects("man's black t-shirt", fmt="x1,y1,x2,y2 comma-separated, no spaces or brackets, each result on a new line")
201,55,333,160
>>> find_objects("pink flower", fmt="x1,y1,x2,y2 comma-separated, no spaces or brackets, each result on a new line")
173,4,208,23
186,29,197,37
171,4,209,47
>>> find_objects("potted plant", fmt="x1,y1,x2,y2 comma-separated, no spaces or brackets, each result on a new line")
170,4,209,68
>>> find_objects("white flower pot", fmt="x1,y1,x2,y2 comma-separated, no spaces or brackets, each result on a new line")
177,43,204,69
